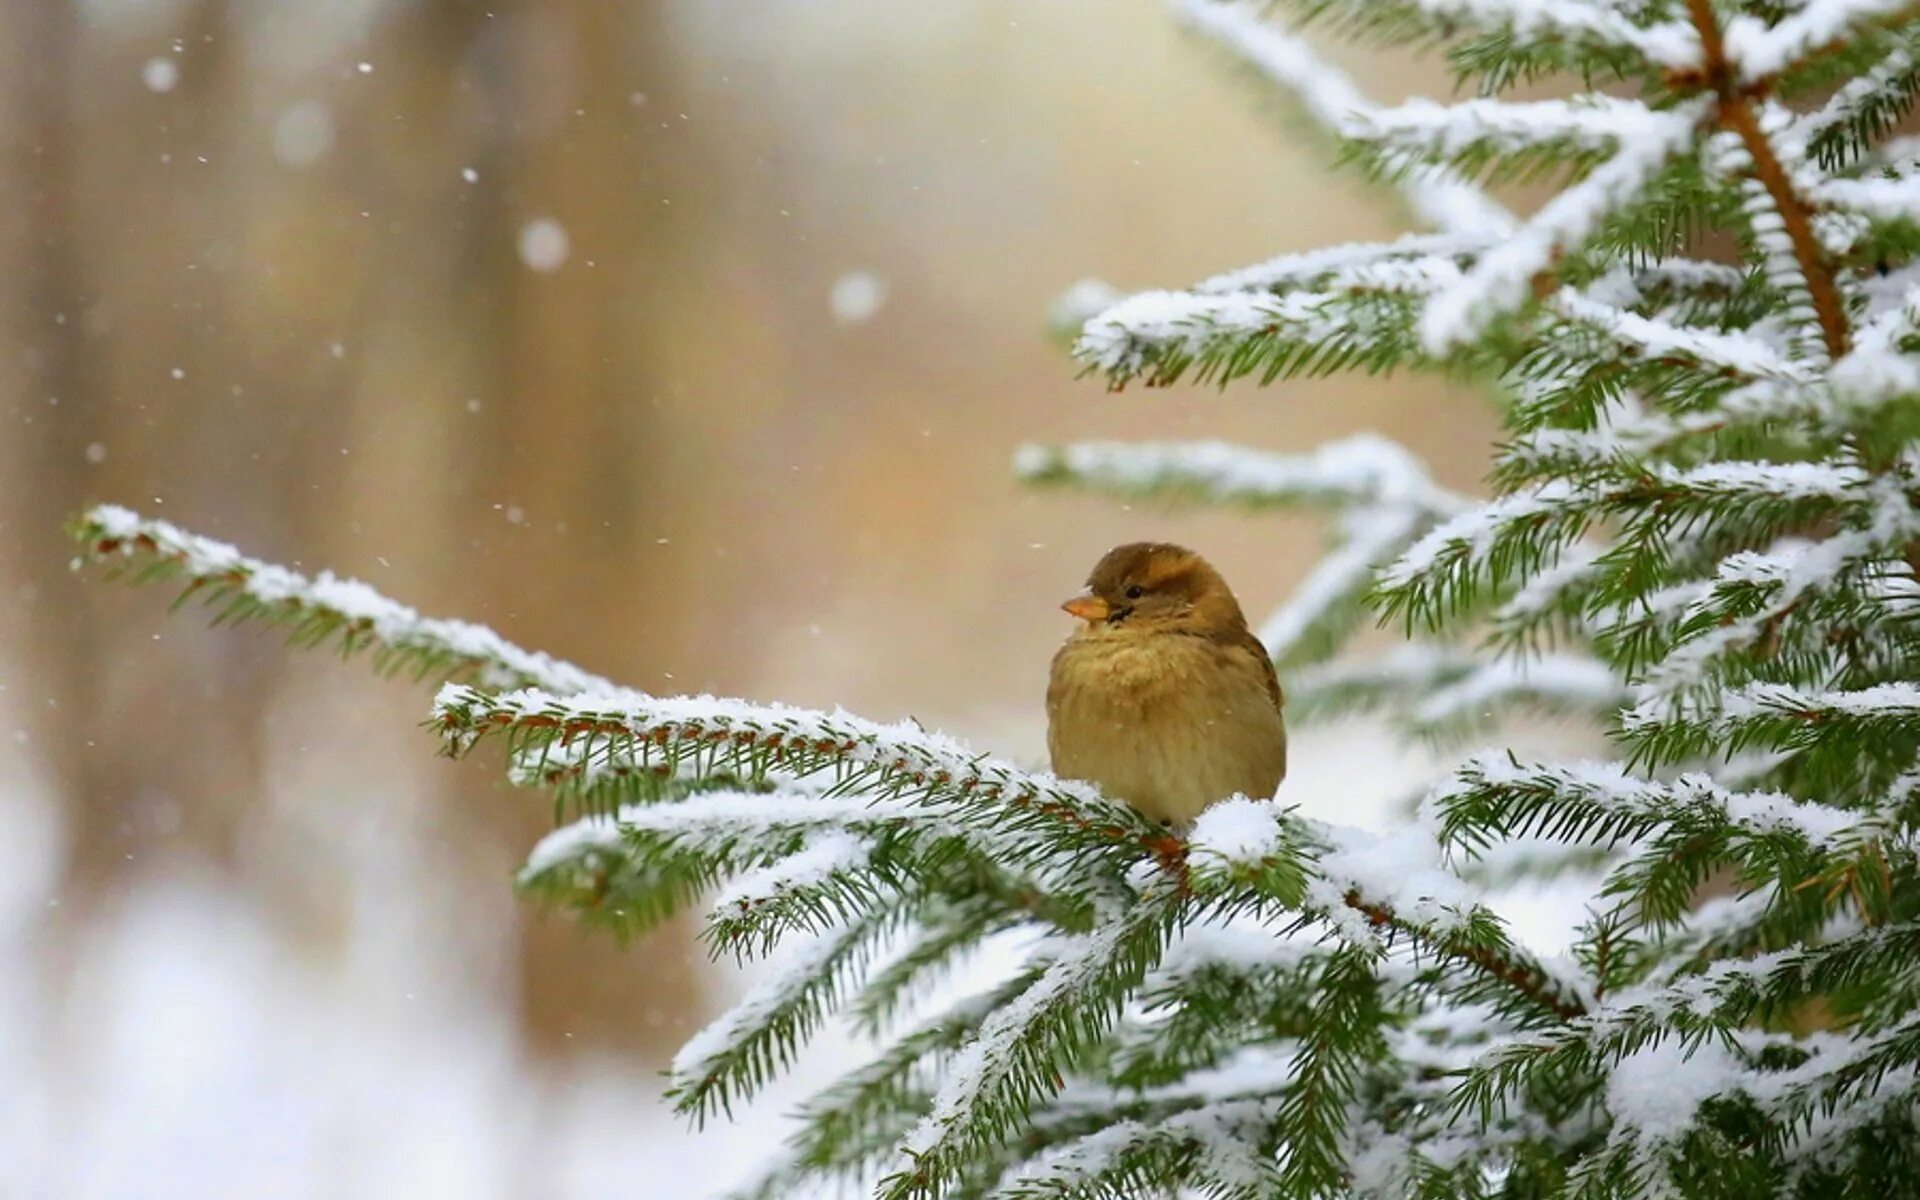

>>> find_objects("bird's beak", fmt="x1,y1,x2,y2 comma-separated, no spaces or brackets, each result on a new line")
1061,591,1112,622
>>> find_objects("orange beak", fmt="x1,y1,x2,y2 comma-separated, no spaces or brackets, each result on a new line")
1061,591,1112,622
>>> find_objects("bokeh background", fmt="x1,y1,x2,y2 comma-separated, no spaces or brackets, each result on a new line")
0,2,1518,1195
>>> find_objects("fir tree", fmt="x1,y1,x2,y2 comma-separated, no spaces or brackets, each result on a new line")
69,0,1920,1195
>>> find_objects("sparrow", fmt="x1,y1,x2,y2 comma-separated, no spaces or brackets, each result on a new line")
1047,542,1286,827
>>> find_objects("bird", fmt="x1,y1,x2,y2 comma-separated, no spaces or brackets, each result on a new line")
1046,542,1286,827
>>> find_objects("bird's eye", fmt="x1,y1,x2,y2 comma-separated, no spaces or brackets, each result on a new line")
1124,585,1144,599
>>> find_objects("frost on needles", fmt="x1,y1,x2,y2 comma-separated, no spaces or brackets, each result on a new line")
68,0,1920,1196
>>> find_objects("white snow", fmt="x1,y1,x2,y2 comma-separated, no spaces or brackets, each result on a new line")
1175,0,1514,239
1259,506,1424,662
1310,821,1476,935
1014,433,1464,514
1419,101,1709,353
1551,288,1817,383
1356,95,1667,158
271,101,335,169
1605,1038,1743,1142
1724,0,1915,81
828,271,888,324
1189,797,1287,867
895,901,1165,1168
1195,232,1484,295
710,830,872,916
668,920,866,1092
517,218,571,273
1048,278,1124,332
82,505,616,696
141,56,179,93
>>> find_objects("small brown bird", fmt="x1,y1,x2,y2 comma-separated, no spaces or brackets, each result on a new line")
1047,543,1286,826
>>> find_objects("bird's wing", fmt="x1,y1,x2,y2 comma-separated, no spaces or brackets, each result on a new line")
1231,626,1284,713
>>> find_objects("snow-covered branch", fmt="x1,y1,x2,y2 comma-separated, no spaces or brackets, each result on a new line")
73,504,613,695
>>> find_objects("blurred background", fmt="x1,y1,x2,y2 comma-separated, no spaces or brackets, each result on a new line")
0,1,1514,1195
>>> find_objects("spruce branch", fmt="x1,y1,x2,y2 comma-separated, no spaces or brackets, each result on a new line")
430,683,1157,854
70,504,612,695
1013,434,1465,517
1177,0,1515,239
669,905,900,1122
881,895,1181,1200
1686,0,1854,359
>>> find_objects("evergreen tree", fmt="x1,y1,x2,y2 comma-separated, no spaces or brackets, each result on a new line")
71,0,1920,1195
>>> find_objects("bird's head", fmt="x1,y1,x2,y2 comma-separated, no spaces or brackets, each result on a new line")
1060,542,1247,637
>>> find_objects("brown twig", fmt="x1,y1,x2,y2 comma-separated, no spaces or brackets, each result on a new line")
1685,0,1852,359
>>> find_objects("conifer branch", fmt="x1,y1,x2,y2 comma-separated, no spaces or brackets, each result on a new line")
70,505,612,695
1687,0,1854,359
430,683,1156,853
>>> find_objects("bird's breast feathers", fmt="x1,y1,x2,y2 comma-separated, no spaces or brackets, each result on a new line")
1047,633,1286,825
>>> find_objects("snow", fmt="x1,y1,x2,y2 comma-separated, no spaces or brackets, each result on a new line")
517,218,571,273
828,271,887,324
432,682,1126,857
1724,0,1916,80
1551,288,1817,383
82,506,616,696
1831,284,1920,405
1175,0,1514,239
1605,1038,1743,1143
1419,101,1707,353
272,101,335,169
1259,506,1423,661
1189,797,1287,867
1075,289,1304,376
1357,95,1666,158
993,1098,1276,1194
1412,653,1623,729
668,920,866,1092
895,902,1162,1169
1452,754,1863,849
1048,278,1123,332
1195,232,1484,295
1623,681,1920,741
1014,433,1464,514
522,813,624,878
1310,821,1476,935
1377,482,1578,593
1150,921,1320,983
711,830,872,915
141,56,179,93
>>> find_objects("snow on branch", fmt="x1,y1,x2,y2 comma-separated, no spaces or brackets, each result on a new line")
1074,283,1438,388
883,896,1180,1199
1288,644,1625,734
1193,232,1481,295
1797,30,1920,167
72,504,613,695
1462,920,1920,1139
1013,434,1466,515
1418,100,1710,354
1620,499,1920,698
1175,0,1514,239
1549,289,1819,384
1724,0,1920,82
1259,507,1428,667
1830,282,1920,407
432,683,1154,854
1352,95,1671,166
671,908,897,1120
1622,681,1920,770
1436,754,1871,865
1376,460,1872,629
989,1098,1281,1199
